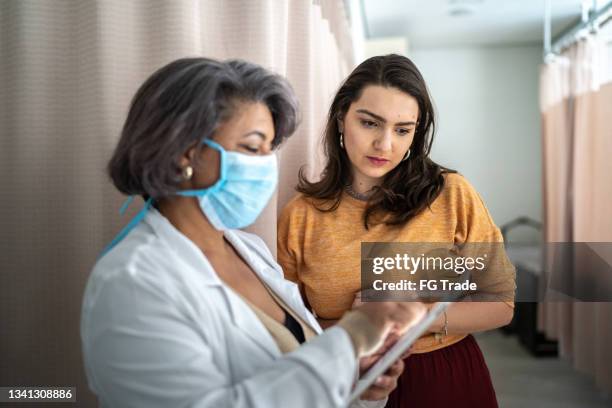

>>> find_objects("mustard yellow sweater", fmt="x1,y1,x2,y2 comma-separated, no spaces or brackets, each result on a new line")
277,173,515,353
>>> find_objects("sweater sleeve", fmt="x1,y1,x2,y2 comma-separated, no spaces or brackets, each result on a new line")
448,175,516,306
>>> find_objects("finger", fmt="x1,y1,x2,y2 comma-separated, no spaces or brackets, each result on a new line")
358,355,380,372
360,390,386,401
385,359,404,376
374,331,400,355
400,346,414,360
383,331,400,347
360,383,393,401
373,374,396,390
359,361,402,400
352,291,363,308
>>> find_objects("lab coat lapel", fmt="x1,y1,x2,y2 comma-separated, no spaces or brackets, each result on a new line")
261,274,321,334
218,285,281,358
225,230,321,335
145,210,281,357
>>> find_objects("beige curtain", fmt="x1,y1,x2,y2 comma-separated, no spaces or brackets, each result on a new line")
539,36,612,393
0,1,354,406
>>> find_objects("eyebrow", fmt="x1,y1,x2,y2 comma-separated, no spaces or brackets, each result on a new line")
242,130,266,140
355,109,417,126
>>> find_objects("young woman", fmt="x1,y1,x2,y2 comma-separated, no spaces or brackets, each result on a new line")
277,54,516,408
80,57,427,408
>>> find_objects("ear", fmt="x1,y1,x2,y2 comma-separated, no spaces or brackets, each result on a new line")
179,144,198,168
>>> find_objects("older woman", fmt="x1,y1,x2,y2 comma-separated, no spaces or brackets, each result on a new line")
80,57,426,408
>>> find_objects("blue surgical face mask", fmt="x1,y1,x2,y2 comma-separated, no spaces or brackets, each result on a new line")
100,139,277,257
176,139,278,230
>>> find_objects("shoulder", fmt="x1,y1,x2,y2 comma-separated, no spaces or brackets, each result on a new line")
280,193,314,216
280,192,337,217
85,226,189,314
438,173,499,234
81,224,225,349
278,193,319,227
97,221,180,275
93,226,169,283
433,172,496,222
439,172,485,204
442,172,473,190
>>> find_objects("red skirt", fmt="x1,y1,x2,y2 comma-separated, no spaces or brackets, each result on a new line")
385,335,498,408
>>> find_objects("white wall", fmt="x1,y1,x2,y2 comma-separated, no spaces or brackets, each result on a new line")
364,36,409,58
411,45,543,243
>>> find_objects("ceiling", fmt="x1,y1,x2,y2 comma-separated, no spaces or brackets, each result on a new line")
361,0,605,48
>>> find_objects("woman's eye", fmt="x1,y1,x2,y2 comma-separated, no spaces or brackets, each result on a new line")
360,119,377,128
241,145,259,153
396,128,411,136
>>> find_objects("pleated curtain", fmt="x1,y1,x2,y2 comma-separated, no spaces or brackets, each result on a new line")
0,1,355,406
539,36,612,393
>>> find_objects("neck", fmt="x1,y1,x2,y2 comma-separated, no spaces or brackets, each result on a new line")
349,172,380,195
157,196,226,253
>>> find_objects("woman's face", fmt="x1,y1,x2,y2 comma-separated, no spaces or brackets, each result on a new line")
184,101,275,189
340,85,419,185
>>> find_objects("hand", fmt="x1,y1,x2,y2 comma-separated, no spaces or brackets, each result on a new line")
352,291,363,309
356,333,404,373
353,292,409,353
355,300,427,338
353,291,425,339
358,333,410,401
337,289,426,358
338,300,426,358
359,356,404,401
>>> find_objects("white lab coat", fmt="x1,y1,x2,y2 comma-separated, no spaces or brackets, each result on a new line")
81,208,384,408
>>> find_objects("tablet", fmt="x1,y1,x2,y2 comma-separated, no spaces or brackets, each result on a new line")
349,302,450,402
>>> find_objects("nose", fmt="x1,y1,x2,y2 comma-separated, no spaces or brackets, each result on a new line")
261,144,273,155
374,129,393,152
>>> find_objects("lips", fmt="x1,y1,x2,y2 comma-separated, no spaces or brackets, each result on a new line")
366,156,389,166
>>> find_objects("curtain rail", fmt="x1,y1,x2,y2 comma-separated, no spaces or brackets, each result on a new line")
549,1,612,56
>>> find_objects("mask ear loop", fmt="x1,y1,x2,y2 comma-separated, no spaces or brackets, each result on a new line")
203,139,227,181
99,196,154,258
100,139,225,258
178,139,227,197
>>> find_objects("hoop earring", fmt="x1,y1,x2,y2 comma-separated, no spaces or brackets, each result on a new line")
402,149,411,162
182,165,193,180
339,132,344,149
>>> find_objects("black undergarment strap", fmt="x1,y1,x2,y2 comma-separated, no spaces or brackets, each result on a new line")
283,311,306,344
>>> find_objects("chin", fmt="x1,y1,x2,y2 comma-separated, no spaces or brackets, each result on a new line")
356,164,393,180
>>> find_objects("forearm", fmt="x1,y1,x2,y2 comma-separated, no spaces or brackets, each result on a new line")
427,302,513,335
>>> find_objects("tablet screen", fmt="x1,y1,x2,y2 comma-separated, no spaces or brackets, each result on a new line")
350,302,450,402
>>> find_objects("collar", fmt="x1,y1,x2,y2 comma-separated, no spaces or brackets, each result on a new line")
143,208,321,335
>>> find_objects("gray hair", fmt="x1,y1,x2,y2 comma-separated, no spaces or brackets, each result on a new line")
108,57,299,199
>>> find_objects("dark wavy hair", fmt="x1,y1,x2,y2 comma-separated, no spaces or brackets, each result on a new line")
297,54,455,228
108,57,299,199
